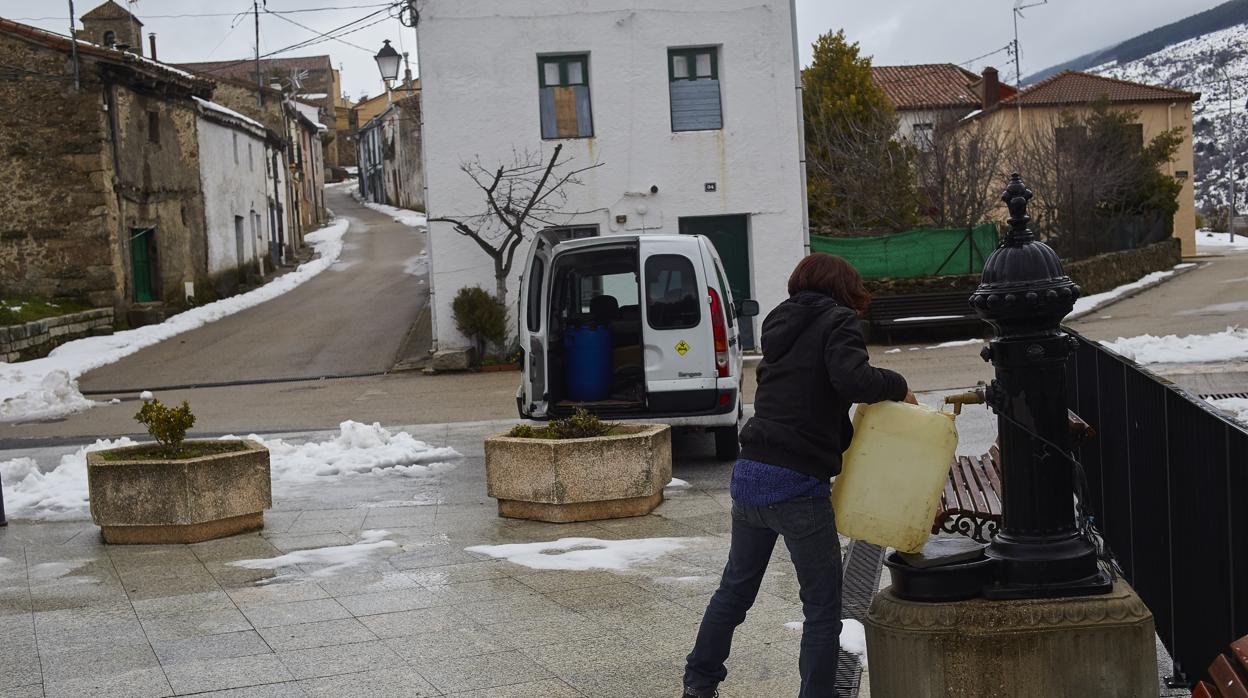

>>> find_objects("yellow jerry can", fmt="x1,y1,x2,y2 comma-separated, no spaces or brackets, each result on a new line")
831,401,959,554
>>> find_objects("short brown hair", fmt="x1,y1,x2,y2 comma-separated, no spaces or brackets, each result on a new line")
787,253,871,315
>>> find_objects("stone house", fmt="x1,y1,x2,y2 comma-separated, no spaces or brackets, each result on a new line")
0,17,214,321
177,55,346,171
872,64,1016,147
967,71,1200,255
357,94,425,211
416,0,807,351
287,102,329,235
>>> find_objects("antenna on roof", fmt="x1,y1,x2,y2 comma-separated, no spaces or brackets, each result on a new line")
1012,0,1047,127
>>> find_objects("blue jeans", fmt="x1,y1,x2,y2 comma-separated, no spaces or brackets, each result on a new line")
684,497,842,698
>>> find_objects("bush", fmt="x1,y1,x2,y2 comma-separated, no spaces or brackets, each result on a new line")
135,397,196,457
451,286,507,361
507,409,615,440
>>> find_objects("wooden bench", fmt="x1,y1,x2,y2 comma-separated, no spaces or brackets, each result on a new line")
864,291,980,342
1193,634,1248,697
932,412,1096,544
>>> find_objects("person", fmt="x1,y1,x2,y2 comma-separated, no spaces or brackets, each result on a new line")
682,253,914,698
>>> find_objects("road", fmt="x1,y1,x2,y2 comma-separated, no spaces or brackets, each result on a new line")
4,246,1247,446
77,185,429,393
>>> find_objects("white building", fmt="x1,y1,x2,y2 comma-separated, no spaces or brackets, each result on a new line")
195,98,289,297
416,0,808,351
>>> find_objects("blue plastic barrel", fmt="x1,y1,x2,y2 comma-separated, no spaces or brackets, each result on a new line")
565,324,612,402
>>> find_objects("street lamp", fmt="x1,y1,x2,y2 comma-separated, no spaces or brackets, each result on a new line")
374,39,401,105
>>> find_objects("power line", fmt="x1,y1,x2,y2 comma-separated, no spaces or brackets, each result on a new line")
264,8,372,53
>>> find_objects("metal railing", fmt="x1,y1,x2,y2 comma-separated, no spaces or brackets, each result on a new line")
1065,329,1248,685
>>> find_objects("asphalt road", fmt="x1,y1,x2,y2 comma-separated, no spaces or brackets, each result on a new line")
5,247,1247,446
76,185,429,393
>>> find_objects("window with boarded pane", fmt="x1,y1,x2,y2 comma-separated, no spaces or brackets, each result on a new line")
538,54,593,139
669,47,722,132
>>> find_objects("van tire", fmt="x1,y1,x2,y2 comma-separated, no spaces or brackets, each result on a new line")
714,426,740,461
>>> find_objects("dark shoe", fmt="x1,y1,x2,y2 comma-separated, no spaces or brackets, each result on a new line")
682,691,717,698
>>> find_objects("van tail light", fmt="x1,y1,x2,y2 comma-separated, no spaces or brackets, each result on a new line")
708,287,729,378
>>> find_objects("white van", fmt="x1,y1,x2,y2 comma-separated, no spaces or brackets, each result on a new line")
516,231,759,460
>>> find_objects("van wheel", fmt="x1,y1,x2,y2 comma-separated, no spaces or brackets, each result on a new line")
714,426,740,461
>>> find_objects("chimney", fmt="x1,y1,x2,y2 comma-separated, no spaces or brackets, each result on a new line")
148,33,157,61
982,66,1001,109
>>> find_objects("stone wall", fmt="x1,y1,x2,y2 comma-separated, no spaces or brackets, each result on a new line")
865,239,1182,298
0,308,114,362
0,32,118,308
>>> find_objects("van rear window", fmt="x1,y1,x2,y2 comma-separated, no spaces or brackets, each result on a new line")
645,255,700,330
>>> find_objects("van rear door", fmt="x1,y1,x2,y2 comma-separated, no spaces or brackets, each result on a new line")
639,239,717,413
517,231,557,418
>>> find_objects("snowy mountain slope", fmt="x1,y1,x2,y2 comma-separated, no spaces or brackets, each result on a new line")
1089,22,1247,216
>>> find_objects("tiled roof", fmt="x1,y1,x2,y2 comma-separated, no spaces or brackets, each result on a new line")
871,64,983,110
80,0,142,25
0,17,210,94
1001,70,1199,107
176,56,333,84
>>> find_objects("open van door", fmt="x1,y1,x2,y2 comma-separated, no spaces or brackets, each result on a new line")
639,238,718,414
517,231,558,418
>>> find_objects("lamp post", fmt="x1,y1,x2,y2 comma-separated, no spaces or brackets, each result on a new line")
374,39,401,106
970,173,1111,599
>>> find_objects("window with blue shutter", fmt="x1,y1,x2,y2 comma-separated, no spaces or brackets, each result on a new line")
669,47,722,132
538,55,593,139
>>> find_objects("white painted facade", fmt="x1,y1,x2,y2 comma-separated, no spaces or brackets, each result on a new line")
195,102,283,294
416,0,808,350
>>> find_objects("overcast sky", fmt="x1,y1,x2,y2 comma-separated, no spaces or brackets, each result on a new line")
0,0,1226,99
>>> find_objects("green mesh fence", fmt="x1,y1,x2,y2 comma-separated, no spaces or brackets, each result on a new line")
809,224,999,279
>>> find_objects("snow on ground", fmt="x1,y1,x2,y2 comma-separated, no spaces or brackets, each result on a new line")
666,477,690,489
1208,397,1248,426
0,421,458,521
363,201,427,230
230,530,399,579
0,217,350,423
1069,264,1192,318
464,537,697,572
925,339,983,350
1104,326,1248,365
1197,230,1248,253
403,252,429,277
784,618,869,666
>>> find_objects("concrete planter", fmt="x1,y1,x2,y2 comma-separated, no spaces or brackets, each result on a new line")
485,424,672,522
86,439,272,544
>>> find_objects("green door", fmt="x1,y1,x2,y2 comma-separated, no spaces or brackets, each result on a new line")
130,228,154,303
679,215,754,349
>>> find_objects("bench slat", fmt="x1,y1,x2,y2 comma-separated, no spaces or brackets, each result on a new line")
947,456,974,515
975,454,1003,515
957,456,990,515
1193,681,1216,698
1209,654,1248,697
1231,637,1248,674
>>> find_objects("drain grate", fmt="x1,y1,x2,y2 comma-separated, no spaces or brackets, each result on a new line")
1200,392,1248,400
834,539,885,698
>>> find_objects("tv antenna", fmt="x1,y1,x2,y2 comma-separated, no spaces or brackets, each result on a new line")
1012,0,1047,126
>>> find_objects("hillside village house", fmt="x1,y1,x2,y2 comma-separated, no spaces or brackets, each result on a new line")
357,94,425,211
968,71,1200,255
871,64,1016,147
416,0,808,352
0,2,327,323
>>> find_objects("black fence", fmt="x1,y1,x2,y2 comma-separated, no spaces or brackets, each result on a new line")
1044,210,1170,261
1065,330,1248,684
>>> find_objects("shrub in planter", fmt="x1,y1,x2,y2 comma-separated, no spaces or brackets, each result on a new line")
86,397,272,544
487,411,671,523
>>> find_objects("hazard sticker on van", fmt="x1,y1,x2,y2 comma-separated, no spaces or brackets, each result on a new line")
675,340,690,356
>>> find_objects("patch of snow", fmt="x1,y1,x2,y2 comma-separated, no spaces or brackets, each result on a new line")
1104,326,1248,364
783,618,868,666
0,422,457,521
230,530,399,579
893,315,965,323
1197,231,1248,252
1069,267,1182,317
1177,301,1248,315
666,477,690,489
139,390,153,400
362,200,427,230
1208,397,1248,425
884,348,902,354
653,575,711,584
925,339,984,349
784,621,804,630
0,217,350,423
403,254,429,277
464,537,697,572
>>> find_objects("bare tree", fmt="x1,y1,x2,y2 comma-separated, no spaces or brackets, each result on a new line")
430,143,602,302
805,98,919,233
916,116,1007,229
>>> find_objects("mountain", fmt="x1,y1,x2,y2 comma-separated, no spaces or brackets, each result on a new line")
1086,19,1247,217
1025,0,1248,84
